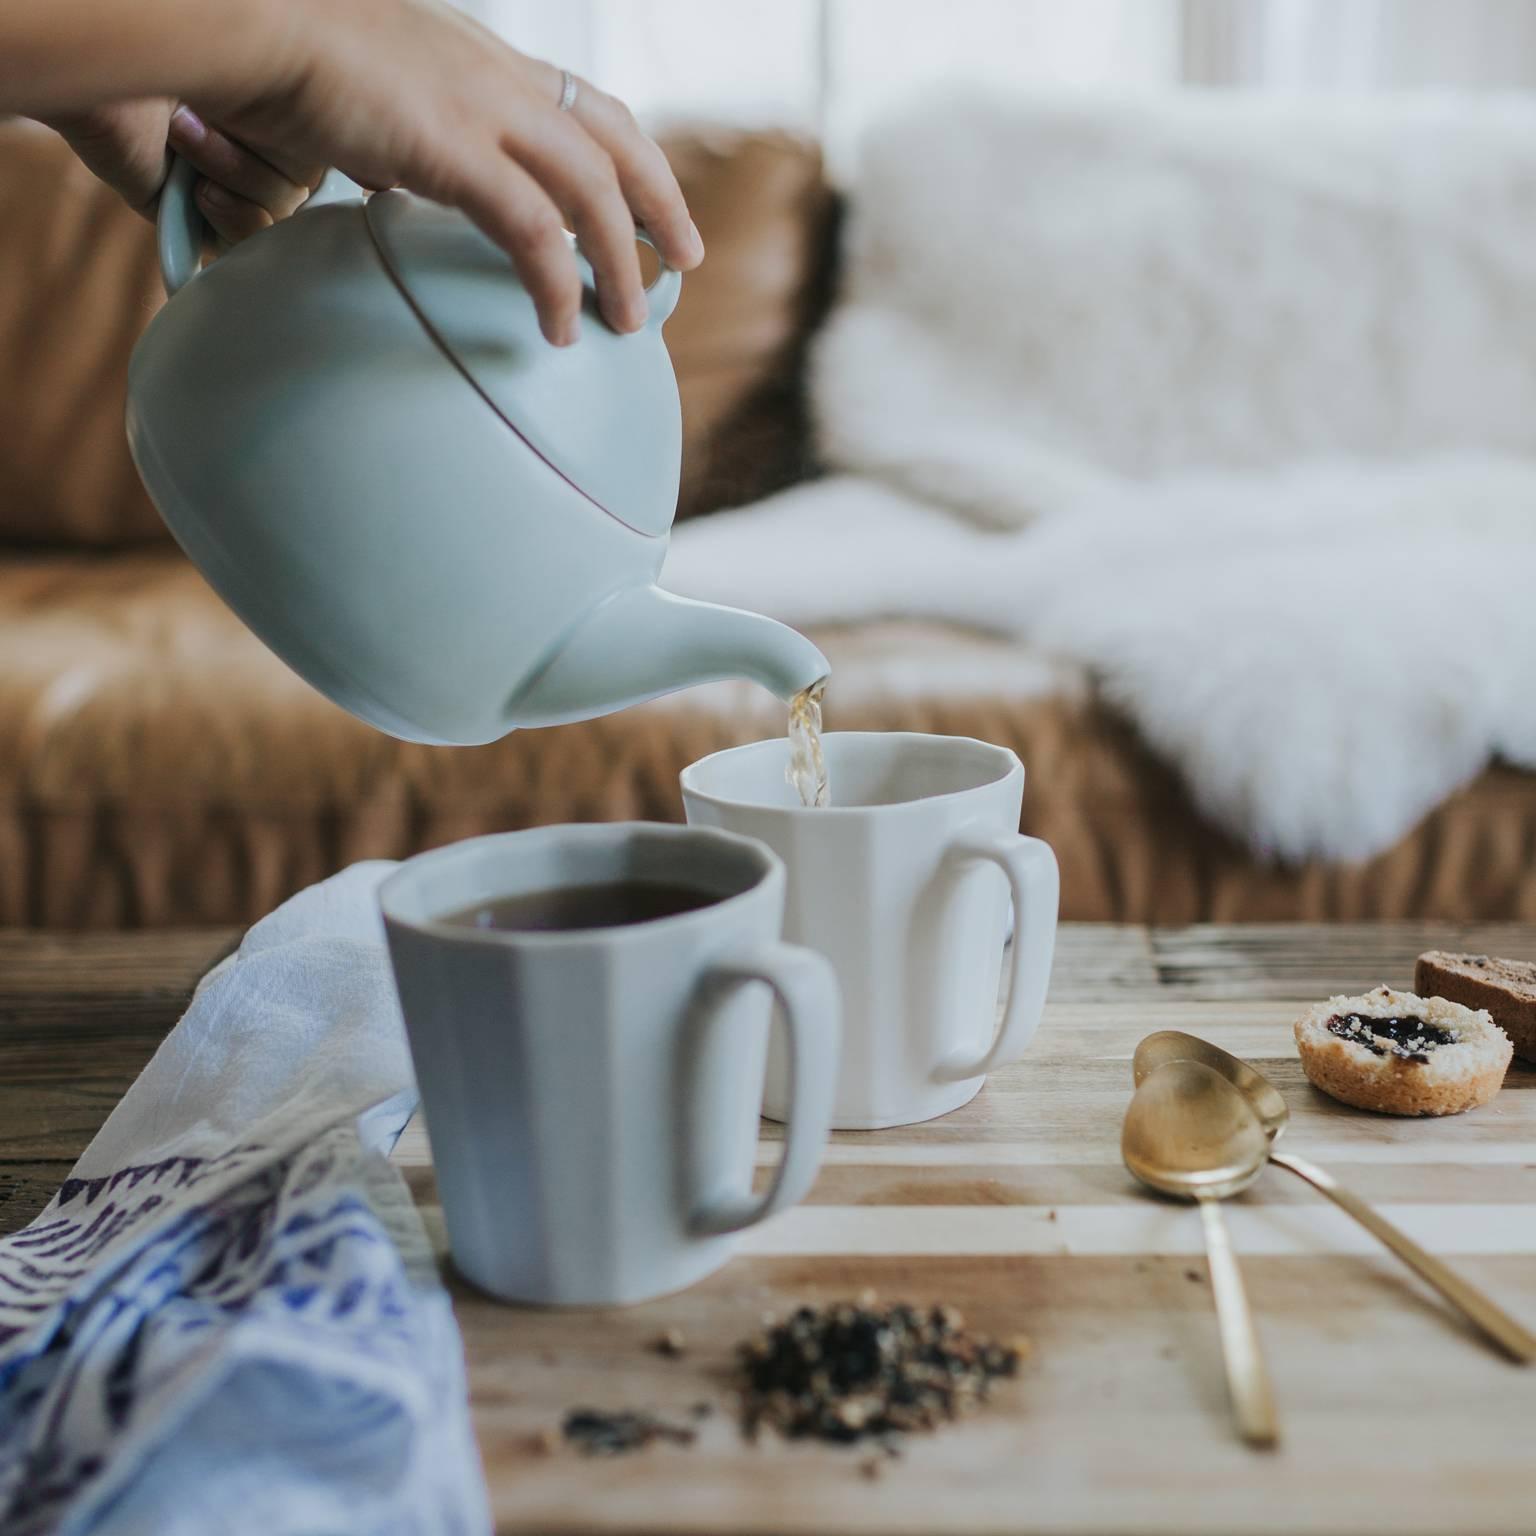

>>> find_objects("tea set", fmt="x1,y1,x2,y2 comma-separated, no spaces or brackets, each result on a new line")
124,166,1532,1455
125,157,1061,1309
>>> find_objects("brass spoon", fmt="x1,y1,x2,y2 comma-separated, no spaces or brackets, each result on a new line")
1122,1060,1281,1448
1134,1030,1536,1364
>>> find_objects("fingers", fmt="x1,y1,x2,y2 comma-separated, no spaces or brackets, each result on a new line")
180,4,702,347
570,85,704,274
170,107,321,209
193,180,278,244
46,100,174,215
168,107,320,245
451,156,585,346
498,62,700,334
514,116,646,335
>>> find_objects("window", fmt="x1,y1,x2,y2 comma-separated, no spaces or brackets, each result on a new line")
463,0,1181,157
463,1,1536,162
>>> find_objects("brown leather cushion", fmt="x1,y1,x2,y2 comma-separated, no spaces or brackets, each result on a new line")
0,120,167,545
0,120,832,547
664,130,838,518
5,550,1534,928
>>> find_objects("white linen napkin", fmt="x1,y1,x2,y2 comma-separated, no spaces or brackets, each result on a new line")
0,862,489,1536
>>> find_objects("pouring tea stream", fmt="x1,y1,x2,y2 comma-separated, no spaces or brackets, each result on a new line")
126,158,828,744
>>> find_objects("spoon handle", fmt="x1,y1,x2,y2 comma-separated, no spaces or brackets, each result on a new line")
1197,1195,1281,1448
1270,1150,1536,1364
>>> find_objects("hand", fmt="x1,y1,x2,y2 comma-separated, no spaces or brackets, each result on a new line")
199,0,704,345
43,100,322,241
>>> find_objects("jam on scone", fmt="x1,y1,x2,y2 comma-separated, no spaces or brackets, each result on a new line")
1324,1011,1457,1064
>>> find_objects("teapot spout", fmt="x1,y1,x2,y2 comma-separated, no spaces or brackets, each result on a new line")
509,585,829,728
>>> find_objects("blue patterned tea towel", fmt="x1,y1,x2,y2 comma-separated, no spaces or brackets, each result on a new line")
0,862,490,1536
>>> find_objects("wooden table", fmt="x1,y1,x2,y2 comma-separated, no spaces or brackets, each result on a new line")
4,923,1535,1534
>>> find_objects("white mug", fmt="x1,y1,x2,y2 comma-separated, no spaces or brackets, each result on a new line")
380,824,840,1306
681,733,1058,1129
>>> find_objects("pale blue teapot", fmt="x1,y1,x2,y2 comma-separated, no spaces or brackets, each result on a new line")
126,161,828,745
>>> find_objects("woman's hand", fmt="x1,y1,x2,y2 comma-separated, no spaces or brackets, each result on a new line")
205,0,704,345
28,0,704,346
45,99,321,240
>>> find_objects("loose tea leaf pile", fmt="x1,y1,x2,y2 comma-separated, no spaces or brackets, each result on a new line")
562,1408,697,1457
736,1299,1025,1446
551,1298,1027,1462
651,1327,687,1358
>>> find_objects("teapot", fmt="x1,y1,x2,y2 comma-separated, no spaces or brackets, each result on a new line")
126,159,828,745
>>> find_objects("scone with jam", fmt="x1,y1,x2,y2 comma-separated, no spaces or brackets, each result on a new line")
1294,985,1511,1116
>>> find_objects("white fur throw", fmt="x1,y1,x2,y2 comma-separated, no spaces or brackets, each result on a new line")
665,93,1536,862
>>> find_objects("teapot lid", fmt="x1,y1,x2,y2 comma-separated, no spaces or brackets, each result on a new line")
364,191,682,538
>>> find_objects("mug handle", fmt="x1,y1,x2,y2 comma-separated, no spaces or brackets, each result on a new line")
157,153,363,297
688,942,839,1237
931,832,1059,1084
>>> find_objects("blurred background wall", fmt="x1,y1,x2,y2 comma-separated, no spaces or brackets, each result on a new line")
462,0,1536,161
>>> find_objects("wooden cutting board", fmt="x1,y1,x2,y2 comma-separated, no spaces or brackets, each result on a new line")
391,923,1536,1536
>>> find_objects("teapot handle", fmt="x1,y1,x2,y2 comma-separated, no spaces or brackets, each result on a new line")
156,153,362,298
156,155,204,298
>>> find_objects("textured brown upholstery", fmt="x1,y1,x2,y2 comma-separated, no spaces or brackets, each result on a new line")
2,119,1533,928
3,553,1535,929
0,121,166,546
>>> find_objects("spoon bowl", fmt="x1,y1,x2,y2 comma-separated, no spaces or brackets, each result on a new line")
1133,1030,1289,1142
1122,1059,1271,1201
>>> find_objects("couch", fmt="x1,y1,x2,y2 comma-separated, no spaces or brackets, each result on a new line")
3,116,1533,928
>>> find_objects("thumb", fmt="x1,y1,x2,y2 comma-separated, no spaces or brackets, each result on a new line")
45,99,177,218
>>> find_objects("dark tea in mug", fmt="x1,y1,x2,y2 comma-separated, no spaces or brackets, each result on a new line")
438,881,719,933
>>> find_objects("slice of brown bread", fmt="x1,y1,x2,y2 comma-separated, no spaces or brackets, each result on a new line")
1415,952,1536,1065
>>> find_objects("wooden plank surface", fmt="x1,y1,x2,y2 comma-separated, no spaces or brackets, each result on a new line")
0,928,240,1228
393,923,1536,1536
3,924,1534,1535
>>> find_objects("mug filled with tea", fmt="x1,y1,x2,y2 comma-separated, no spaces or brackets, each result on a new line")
379,823,840,1306
681,732,1059,1129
